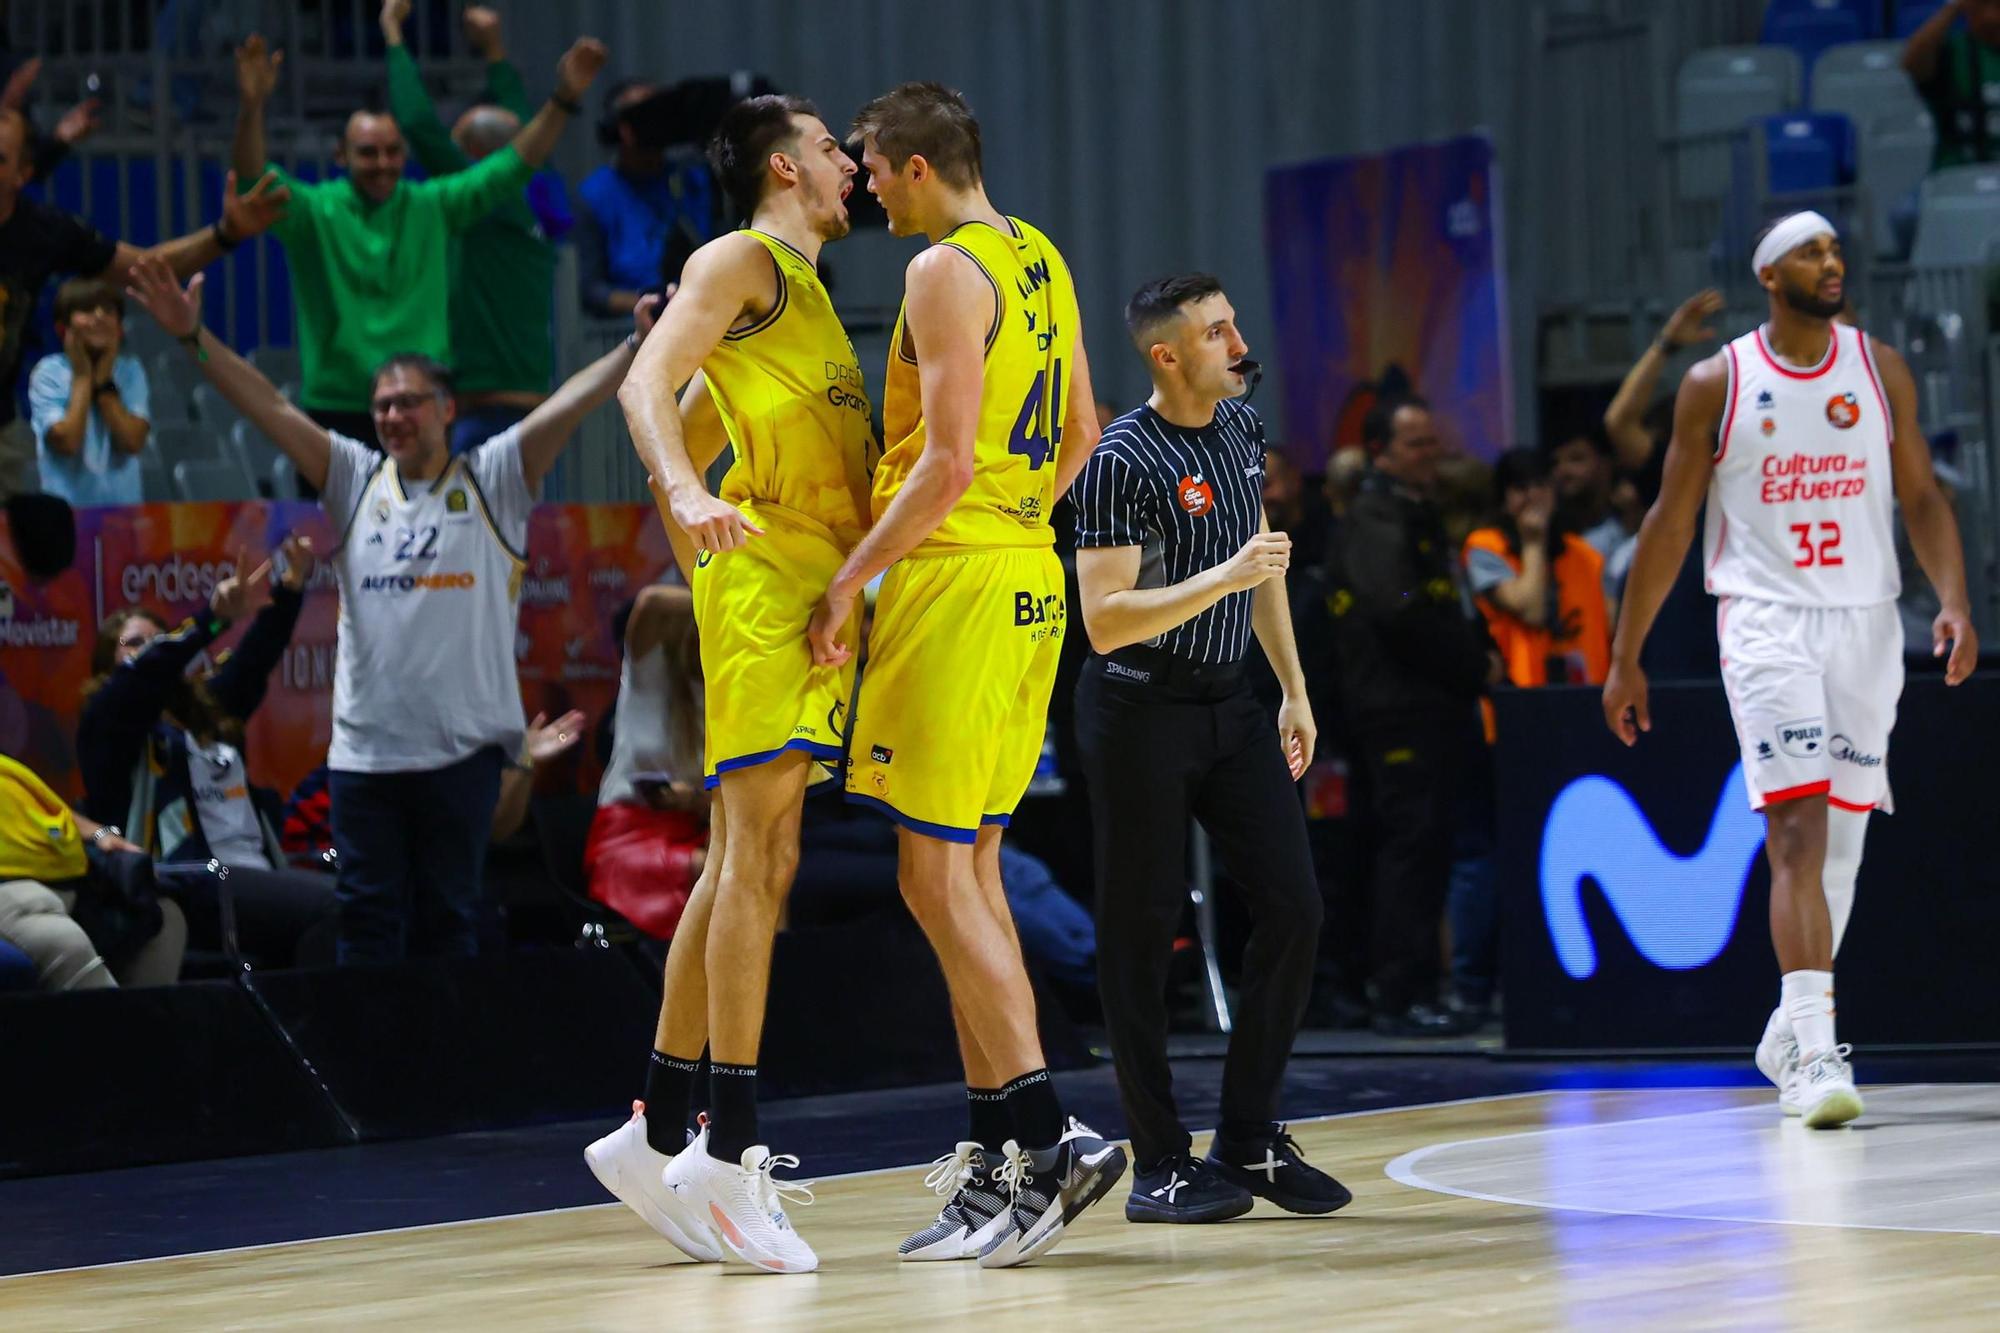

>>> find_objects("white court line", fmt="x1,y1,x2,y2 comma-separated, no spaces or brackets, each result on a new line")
1383,1083,2000,1236
0,1086,1567,1282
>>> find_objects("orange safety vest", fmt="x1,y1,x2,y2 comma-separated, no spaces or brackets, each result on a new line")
1463,528,1611,687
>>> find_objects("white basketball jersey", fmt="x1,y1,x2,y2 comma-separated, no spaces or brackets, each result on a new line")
323,430,530,773
1704,323,1899,608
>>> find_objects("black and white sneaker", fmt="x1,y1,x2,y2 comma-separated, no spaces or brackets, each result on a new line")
897,1141,1012,1261
978,1117,1128,1268
1206,1123,1353,1215
1125,1154,1254,1224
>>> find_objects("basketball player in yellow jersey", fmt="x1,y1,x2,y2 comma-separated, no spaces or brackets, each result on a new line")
806,82,1123,1269
597,95,872,1276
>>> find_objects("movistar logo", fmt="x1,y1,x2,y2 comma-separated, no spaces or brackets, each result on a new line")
1540,764,1765,979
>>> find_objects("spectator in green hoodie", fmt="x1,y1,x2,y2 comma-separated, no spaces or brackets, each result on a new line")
230,26,605,447
384,3,577,454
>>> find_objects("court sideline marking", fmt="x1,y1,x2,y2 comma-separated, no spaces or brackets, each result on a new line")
2,1087,1576,1281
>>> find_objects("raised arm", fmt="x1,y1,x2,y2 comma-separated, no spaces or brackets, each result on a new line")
1605,289,1722,472
515,294,662,488
102,169,290,285
231,35,279,185
806,247,987,666
1877,338,1978,683
620,233,777,551
1901,0,1965,85
124,255,333,490
507,37,606,170
382,1,462,175
1601,352,1726,743
466,7,534,119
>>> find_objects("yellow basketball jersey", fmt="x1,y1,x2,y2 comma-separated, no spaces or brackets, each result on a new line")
876,216,1080,550
702,230,878,549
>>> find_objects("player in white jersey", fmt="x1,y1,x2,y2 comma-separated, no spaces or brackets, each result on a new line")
125,254,663,962
1602,212,1977,1128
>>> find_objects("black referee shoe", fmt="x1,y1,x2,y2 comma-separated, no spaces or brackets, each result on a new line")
1205,1124,1353,1215
1125,1154,1255,1224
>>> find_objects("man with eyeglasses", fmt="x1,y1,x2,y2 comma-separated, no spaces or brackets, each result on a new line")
125,254,662,964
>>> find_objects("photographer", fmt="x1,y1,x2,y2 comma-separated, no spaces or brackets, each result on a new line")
576,79,725,315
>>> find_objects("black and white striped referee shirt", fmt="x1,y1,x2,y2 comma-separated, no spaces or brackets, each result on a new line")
1073,399,1268,665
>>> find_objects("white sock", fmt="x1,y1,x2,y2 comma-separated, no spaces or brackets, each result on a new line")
1765,1002,1793,1045
1782,969,1836,1061
1825,807,1868,956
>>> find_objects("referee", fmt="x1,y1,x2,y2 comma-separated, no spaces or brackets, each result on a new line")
1073,273,1349,1224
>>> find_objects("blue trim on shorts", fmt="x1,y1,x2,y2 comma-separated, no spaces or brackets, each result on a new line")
980,813,1011,827
704,739,845,790
843,792,979,844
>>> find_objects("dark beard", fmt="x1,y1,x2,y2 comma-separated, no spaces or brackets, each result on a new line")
1779,281,1843,320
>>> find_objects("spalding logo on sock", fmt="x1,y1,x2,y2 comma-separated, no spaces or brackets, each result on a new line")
1540,764,1766,979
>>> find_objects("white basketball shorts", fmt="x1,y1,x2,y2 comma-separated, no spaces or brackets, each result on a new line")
1717,596,1901,813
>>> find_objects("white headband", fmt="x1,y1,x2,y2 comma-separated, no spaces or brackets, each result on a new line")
1751,211,1835,278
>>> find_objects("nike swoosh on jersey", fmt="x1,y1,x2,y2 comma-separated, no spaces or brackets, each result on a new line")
1539,764,1766,979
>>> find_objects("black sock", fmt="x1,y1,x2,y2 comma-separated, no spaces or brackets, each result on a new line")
1002,1068,1063,1151
967,1085,1010,1154
642,1051,701,1155
707,1061,759,1162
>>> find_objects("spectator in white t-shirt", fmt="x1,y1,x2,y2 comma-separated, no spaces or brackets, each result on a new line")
124,253,660,962
28,277,151,506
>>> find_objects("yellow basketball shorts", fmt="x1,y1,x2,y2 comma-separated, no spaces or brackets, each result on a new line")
845,545,1064,842
691,502,860,789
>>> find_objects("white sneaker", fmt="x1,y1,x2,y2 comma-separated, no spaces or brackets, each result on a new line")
583,1102,723,1262
665,1138,819,1274
1755,1011,1804,1116
897,1142,1012,1261
1795,1045,1865,1130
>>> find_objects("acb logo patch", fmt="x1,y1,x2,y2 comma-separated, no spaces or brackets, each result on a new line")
1177,474,1214,516
1825,392,1860,430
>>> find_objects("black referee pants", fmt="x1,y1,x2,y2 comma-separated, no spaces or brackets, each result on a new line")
1076,653,1321,1170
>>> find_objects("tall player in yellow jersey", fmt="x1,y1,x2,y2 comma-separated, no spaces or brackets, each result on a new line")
596,95,872,1276
807,83,1122,1268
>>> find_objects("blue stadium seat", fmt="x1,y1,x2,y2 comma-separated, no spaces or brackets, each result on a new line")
1894,0,1950,38
1762,113,1858,191
1812,41,1926,126
1764,6,1870,94
0,938,36,992
1762,0,1882,42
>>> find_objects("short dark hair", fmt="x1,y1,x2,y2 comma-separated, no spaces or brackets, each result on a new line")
53,277,124,325
709,94,819,219
1124,273,1225,353
1550,429,1612,461
1362,393,1431,453
371,353,455,404
1493,446,1550,501
850,82,982,189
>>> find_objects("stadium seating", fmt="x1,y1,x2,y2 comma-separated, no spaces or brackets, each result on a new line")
1857,108,1937,255
1893,0,1951,39
1911,163,2000,265
1759,112,1859,192
1762,3,1871,92
172,457,258,502
1811,41,1927,127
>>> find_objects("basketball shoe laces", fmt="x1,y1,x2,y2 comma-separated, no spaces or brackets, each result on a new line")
923,1145,978,1200
1805,1043,1854,1083
751,1152,816,1230
992,1144,1036,1200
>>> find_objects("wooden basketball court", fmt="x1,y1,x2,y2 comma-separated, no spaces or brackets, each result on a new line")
8,1085,1999,1330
